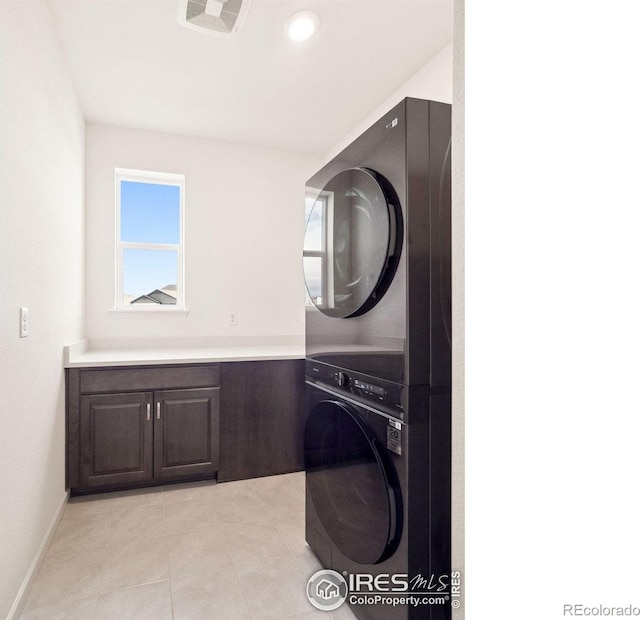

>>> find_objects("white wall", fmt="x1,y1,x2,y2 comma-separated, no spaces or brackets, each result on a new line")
323,41,453,163
0,1,85,617
85,125,321,345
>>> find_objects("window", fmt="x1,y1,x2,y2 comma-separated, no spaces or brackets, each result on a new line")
115,169,185,310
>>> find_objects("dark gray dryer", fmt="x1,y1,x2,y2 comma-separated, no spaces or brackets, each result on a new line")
303,97,452,387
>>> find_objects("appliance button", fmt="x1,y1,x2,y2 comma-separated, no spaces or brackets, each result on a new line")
337,372,349,387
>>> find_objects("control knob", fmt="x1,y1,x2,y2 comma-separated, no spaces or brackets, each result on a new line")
337,371,349,387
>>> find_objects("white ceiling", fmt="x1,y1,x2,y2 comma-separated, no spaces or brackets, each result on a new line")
47,0,452,154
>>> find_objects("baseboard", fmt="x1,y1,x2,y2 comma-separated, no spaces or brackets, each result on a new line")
7,491,69,620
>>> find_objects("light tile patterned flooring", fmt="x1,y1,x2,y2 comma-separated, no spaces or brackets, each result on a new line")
20,473,357,620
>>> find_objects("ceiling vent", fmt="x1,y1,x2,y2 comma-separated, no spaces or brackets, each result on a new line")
178,0,252,38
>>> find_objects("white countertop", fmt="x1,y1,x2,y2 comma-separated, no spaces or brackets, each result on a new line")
64,339,305,368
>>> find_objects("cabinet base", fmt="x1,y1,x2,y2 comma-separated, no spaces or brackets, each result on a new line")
69,472,218,497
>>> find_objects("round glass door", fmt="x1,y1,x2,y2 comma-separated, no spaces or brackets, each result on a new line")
304,400,402,564
303,168,402,318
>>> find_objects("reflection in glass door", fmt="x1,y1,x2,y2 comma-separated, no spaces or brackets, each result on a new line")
303,168,402,318
303,190,334,308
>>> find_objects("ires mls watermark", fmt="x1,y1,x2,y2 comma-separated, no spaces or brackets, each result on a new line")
564,604,640,616
306,570,349,611
306,569,463,612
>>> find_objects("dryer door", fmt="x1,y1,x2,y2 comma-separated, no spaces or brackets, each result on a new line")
303,167,402,318
304,399,402,564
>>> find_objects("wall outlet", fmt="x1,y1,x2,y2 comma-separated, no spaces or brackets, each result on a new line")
20,307,29,338
229,313,238,326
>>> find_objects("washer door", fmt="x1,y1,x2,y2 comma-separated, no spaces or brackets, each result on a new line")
304,400,402,564
303,168,402,318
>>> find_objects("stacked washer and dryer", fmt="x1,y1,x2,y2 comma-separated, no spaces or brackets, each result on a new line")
303,98,452,620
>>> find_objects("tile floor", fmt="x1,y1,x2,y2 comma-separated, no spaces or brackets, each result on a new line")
20,473,357,620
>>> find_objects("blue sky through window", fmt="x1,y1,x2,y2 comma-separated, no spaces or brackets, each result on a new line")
121,181,180,244
120,180,180,300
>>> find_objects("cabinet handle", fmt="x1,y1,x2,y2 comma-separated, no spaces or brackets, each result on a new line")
157,402,161,420
146,403,150,421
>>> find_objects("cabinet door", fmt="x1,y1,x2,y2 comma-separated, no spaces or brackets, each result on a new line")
79,392,153,488
154,388,219,479
218,360,305,482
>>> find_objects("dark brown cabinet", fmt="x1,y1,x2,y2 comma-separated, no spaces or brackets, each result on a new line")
67,365,220,493
76,387,219,490
218,360,305,482
80,391,153,488
66,359,304,494
154,388,218,480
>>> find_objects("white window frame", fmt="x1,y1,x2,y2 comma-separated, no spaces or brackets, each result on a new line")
114,168,186,312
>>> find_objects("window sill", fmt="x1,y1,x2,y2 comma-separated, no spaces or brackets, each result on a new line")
109,308,190,318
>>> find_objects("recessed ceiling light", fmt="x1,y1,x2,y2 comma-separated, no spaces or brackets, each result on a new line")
284,10,319,42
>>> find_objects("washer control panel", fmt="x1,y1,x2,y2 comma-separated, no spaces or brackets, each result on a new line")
352,378,386,396
306,359,404,414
